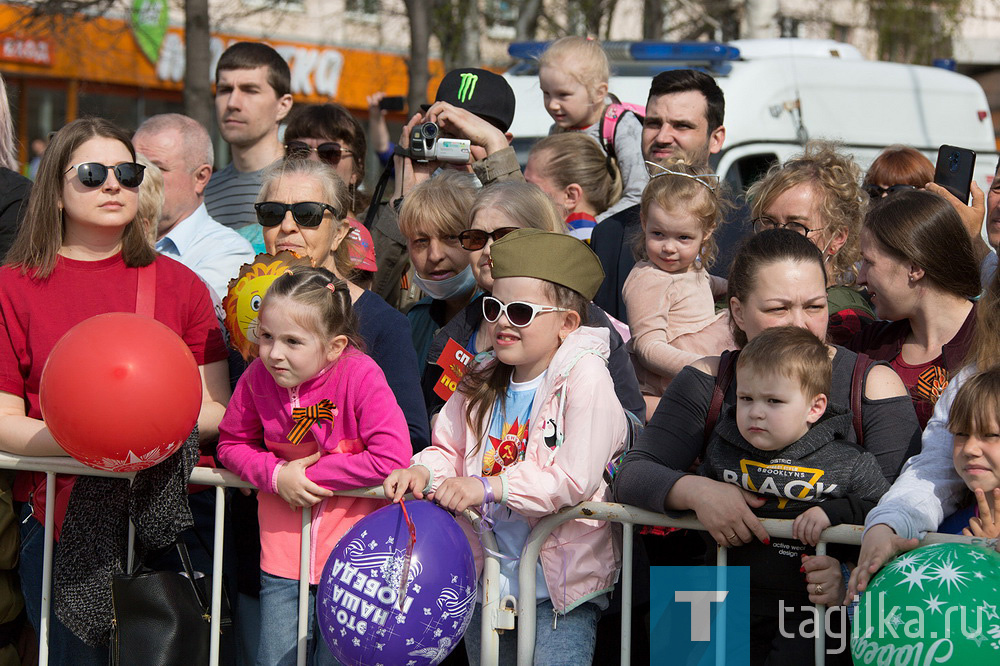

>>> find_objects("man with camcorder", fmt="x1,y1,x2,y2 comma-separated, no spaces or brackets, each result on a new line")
368,68,524,310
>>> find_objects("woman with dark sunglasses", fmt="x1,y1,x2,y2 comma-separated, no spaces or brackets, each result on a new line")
283,103,369,221
256,157,429,452
746,142,876,344
0,118,231,664
419,181,644,423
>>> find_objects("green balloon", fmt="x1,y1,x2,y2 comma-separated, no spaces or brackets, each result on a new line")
852,542,1000,665
131,0,168,64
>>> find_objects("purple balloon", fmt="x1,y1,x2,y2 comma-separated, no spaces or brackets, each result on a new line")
317,500,477,666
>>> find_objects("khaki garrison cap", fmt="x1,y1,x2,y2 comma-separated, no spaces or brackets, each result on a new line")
489,228,605,301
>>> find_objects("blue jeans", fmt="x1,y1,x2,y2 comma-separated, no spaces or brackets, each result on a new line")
19,509,107,666
256,572,342,666
463,599,600,666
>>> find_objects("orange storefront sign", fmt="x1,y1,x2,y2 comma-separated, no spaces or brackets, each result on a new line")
0,5,443,109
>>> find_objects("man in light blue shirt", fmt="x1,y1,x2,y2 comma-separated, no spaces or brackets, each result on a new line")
134,114,255,300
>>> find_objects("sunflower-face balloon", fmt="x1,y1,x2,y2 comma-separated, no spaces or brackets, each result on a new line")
223,251,312,360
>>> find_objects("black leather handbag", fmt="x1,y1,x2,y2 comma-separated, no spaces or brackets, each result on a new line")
110,540,223,666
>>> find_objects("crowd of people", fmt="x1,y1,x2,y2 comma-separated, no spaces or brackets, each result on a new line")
0,34,998,666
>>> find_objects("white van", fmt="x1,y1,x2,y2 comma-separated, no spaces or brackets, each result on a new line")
504,38,999,194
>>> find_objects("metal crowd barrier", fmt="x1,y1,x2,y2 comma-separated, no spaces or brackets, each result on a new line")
513,501,993,666
1,452,988,666
0,454,504,666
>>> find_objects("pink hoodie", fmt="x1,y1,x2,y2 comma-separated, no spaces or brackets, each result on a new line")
218,350,411,583
412,326,628,613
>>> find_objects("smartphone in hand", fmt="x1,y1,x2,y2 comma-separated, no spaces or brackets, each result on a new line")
934,145,976,203
378,96,406,112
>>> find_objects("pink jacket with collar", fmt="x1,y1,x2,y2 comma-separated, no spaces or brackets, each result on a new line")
412,326,628,613
218,350,411,583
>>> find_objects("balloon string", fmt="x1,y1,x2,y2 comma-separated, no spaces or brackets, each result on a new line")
470,492,517,562
397,498,417,609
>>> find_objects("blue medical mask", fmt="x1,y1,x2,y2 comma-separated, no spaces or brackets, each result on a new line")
411,265,477,301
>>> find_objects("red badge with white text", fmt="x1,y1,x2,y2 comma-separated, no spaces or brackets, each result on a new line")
433,338,474,401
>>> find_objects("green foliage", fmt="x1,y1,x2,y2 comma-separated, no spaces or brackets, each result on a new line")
867,0,969,64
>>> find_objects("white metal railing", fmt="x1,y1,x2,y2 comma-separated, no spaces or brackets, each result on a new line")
7,452,995,666
0,453,503,666
513,501,999,666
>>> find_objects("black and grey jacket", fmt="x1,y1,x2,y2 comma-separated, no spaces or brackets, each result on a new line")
701,404,890,614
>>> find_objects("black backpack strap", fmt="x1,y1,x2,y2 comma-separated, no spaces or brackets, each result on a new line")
850,352,871,447
705,350,738,445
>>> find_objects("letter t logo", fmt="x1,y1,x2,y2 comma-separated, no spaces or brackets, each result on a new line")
674,590,729,641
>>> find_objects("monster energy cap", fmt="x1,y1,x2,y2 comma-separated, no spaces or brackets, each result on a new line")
424,68,516,132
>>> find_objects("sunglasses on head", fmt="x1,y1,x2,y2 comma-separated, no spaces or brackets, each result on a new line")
285,141,352,165
65,162,145,188
482,296,570,328
865,184,917,199
458,227,518,251
255,201,339,227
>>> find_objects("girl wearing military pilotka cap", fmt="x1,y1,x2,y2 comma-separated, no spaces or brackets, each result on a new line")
385,229,628,664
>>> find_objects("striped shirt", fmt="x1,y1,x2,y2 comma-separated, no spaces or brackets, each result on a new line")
205,162,269,230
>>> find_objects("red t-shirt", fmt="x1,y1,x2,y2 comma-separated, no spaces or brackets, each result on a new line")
0,253,228,534
889,353,948,430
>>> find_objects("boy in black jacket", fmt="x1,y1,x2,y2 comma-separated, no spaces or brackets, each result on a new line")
701,326,889,664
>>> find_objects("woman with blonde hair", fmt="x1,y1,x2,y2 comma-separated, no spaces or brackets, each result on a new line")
747,142,875,344
418,180,643,421
0,73,30,260
524,132,622,242
398,171,480,368
135,154,164,244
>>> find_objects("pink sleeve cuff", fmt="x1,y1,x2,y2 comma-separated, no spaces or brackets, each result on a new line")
269,460,286,494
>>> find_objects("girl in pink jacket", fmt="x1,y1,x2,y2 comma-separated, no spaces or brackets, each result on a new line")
218,267,411,666
385,230,628,664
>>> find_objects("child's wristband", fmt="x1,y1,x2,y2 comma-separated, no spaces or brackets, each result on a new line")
476,475,495,505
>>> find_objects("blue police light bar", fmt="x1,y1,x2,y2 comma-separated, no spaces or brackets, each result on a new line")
623,41,740,62
932,58,957,71
507,40,741,63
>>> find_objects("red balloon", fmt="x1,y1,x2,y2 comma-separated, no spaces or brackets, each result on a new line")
40,313,202,472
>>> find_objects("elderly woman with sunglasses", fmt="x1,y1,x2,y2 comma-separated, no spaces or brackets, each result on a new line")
418,181,644,423
0,118,231,663
255,157,429,452
746,142,875,345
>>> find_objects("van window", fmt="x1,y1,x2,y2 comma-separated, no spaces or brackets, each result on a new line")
724,153,779,192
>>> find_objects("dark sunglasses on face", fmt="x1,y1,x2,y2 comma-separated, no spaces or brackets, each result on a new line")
865,184,917,199
255,201,339,227
285,141,352,165
482,296,570,328
458,227,519,251
65,162,145,188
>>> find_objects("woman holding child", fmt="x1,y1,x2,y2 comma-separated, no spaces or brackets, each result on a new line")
614,229,921,663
